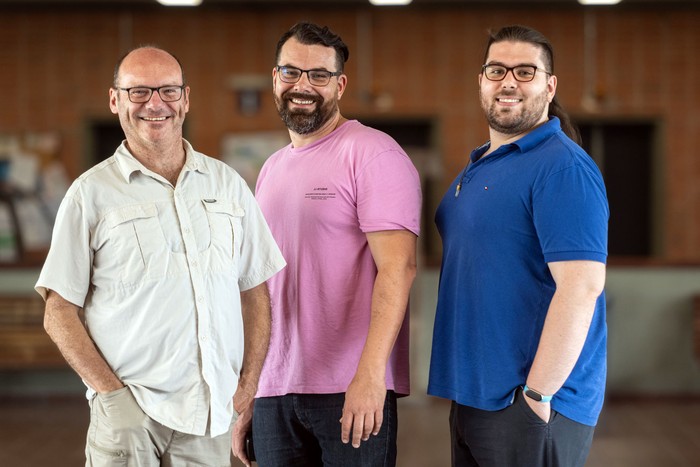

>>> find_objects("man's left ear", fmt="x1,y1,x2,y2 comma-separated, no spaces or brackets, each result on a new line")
183,86,191,112
337,74,348,100
547,74,557,102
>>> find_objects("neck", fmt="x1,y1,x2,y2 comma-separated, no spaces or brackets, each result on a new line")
126,137,186,186
289,112,346,148
484,131,526,157
485,119,547,157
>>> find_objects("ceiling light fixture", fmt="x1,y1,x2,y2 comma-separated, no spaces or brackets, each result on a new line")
156,0,202,6
578,0,622,5
369,0,413,5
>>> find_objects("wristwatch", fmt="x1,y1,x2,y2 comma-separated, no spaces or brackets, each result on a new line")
523,385,553,403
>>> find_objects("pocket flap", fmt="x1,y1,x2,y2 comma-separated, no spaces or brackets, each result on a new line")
105,204,158,228
202,200,245,217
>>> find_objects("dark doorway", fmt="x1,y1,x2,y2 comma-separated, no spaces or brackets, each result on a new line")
578,121,657,257
90,121,125,166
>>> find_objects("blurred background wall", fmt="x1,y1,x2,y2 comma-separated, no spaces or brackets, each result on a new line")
0,0,699,398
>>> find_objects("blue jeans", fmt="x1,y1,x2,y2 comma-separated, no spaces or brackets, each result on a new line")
252,392,398,467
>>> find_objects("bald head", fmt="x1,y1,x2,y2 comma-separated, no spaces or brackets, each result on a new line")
113,46,185,88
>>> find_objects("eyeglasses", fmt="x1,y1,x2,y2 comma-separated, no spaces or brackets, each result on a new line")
117,85,185,103
482,65,551,83
275,66,342,86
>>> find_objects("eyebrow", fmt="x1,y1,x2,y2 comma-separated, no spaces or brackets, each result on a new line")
485,61,540,68
279,64,333,72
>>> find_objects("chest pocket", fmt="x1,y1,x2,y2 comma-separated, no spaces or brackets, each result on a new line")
104,203,169,286
202,200,245,266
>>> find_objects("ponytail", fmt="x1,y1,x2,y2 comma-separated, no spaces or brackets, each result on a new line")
549,97,581,146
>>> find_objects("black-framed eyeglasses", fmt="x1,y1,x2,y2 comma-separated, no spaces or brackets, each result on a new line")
117,85,185,103
482,64,551,83
275,66,342,86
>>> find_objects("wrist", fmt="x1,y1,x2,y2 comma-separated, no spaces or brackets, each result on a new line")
523,385,553,403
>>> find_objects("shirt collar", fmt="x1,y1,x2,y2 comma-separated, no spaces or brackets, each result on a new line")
471,117,562,163
511,116,561,153
114,139,208,183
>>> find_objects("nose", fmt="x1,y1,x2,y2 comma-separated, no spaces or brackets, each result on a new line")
294,71,314,89
501,70,518,87
146,91,163,105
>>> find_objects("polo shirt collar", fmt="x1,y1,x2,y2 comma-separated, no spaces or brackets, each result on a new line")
471,116,562,163
512,116,561,153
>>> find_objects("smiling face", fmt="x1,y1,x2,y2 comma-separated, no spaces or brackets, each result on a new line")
109,47,189,152
478,40,556,138
272,37,346,136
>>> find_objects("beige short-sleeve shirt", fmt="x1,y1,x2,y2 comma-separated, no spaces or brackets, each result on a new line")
36,140,285,437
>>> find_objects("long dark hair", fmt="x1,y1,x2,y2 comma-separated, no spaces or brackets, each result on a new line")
483,25,581,145
275,22,350,73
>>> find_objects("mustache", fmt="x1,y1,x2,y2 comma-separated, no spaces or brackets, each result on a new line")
282,91,322,104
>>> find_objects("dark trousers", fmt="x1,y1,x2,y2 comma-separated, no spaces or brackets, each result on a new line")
449,389,595,467
252,392,398,467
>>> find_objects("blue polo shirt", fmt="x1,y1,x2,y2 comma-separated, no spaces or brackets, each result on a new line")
428,117,609,426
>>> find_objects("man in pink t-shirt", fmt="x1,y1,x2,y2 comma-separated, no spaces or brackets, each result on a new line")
231,22,421,467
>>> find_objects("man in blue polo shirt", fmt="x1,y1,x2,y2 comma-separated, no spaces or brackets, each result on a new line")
428,25,609,467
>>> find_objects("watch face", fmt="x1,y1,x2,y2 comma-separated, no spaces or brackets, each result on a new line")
525,388,542,401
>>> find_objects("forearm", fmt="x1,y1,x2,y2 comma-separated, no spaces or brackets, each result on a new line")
236,283,271,409
526,261,606,395
356,267,415,380
356,230,417,381
526,292,597,395
44,291,122,393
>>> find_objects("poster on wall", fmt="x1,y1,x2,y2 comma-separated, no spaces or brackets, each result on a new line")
221,131,290,189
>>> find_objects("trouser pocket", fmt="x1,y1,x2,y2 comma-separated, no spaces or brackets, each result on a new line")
86,386,150,466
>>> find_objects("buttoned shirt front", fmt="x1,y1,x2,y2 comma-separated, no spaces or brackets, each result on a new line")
36,140,285,437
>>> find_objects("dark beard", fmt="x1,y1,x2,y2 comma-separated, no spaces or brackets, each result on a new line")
481,90,549,135
274,91,335,135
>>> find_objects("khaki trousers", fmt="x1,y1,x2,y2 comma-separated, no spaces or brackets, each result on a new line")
85,386,234,467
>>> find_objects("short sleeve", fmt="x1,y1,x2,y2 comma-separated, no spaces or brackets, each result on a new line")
235,178,286,291
35,193,92,306
533,164,609,264
356,150,422,236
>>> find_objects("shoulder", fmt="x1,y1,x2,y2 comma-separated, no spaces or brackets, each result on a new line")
334,121,413,172
66,156,120,197
530,130,601,177
192,150,248,182
343,120,404,151
551,133,602,176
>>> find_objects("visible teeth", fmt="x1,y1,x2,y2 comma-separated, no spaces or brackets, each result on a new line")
499,98,520,103
291,98,314,104
143,117,166,121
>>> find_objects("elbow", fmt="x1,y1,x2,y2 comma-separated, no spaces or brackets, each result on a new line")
42,291,75,340
587,270,607,299
43,307,58,339
406,259,418,284
573,276,606,304
394,252,418,286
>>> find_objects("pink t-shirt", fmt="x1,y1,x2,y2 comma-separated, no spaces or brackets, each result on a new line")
255,120,421,397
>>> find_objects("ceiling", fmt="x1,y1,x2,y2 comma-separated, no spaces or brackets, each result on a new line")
2,0,699,6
